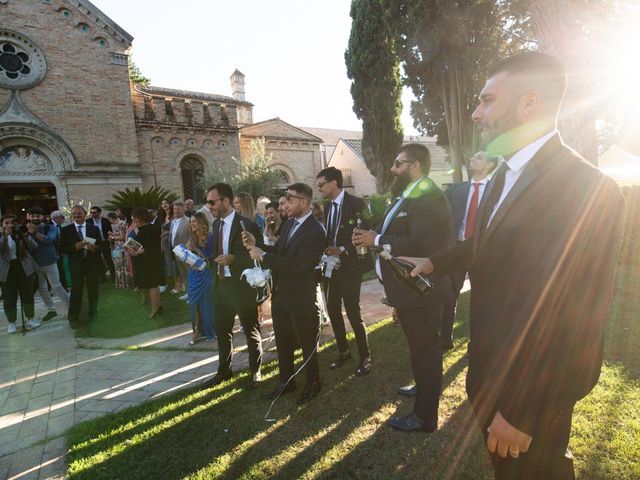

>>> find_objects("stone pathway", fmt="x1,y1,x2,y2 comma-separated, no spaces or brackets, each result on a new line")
0,280,390,479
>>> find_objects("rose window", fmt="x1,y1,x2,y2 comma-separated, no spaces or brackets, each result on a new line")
0,30,47,89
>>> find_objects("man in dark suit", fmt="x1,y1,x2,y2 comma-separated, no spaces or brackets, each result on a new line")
60,205,103,327
441,151,497,350
202,183,264,389
353,143,453,433
245,183,325,404
402,52,625,479
316,167,373,375
89,206,115,283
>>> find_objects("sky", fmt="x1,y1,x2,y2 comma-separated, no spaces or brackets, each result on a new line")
91,0,420,134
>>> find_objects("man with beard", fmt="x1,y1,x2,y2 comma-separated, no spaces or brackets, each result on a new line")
27,207,70,321
352,144,453,432
400,52,624,479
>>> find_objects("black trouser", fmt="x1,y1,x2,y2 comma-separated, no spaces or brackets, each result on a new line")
325,269,370,361
397,305,443,424
478,404,575,480
56,256,68,290
271,291,320,388
98,243,116,282
1,260,35,323
68,263,99,322
440,268,467,344
213,278,262,376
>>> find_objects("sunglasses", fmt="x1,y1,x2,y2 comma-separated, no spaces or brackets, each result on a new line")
285,192,306,200
206,198,221,205
394,159,417,168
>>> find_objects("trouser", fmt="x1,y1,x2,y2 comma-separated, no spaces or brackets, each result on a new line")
98,243,116,281
271,291,320,387
477,403,576,480
213,278,262,376
1,260,35,323
440,268,467,344
325,269,370,361
36,263,70,311
397,305,443,424
56,256,68,290
68,264,99,322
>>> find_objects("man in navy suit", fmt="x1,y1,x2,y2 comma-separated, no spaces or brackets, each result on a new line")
441,151,497,349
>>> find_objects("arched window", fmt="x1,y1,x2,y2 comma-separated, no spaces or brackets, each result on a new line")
274,169,290,185
180,157,205,203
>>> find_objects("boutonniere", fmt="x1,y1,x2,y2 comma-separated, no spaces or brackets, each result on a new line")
397,211,408,218
348,219,355,225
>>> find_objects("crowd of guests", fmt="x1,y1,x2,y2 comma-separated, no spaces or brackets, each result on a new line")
0,51,627,480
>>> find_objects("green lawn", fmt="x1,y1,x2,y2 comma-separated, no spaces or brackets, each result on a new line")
74,282,190,339
66,264,640,479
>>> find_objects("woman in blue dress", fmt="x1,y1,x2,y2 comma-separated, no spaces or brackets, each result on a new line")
186,212,215,345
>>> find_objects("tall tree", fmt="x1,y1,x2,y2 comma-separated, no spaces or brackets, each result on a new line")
388,0,532,182
345,0,404,192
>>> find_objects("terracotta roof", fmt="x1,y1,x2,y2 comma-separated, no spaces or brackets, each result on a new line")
300,127,363,145
241,118,323,142
135,85,253,106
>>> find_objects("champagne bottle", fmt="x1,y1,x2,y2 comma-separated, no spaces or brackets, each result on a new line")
355,213,369,259
376,244,433,295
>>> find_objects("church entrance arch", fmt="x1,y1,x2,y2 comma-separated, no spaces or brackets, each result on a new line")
180,156,205,204
0,181,57,220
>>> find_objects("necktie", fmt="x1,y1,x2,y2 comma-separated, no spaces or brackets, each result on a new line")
77,225,87,258
328,202,338,245
464,182,481,240
217,219,225,278
478,163,508,239
287,220,299,245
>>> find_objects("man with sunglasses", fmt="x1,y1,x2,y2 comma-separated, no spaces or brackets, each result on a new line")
90,206,115,283
244,183,325,404
353,143,453,433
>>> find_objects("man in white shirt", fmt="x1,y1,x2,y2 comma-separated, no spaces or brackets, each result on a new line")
170,202,190,298
440,151,497,349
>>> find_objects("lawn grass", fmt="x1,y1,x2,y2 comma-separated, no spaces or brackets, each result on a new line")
74,282,190,339
66,264,640,479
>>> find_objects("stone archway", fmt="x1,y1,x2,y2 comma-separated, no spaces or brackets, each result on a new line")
180,155,205,203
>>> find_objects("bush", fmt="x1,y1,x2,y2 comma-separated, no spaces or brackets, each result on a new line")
104,187,178,211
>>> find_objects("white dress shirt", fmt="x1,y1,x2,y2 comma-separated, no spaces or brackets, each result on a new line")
220,210,236,277
488,130,557,226
288,210,313,241
171,217,182,246
93,217,105,240
458,177,489,241
327,189,345,245
73,222,87,239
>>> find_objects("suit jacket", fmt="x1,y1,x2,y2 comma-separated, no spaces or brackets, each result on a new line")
89,217,111,243
377,177,454,309
0,232,39,282
262,214,325,313
60,223,103,273
445,182,471,240
170,216,190,248
431,134,625,433
324,191,373,276
211,213,262,302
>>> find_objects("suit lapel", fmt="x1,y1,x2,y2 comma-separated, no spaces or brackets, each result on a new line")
229,215,240,250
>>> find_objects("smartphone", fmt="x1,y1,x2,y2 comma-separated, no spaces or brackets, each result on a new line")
239,220,248,232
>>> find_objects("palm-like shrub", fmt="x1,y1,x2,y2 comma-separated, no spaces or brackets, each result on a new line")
104,186,178,211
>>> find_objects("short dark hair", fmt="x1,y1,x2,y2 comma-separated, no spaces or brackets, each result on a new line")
1,213,17,223
107,212,119,220
28,206,43,215
316,167,343,189
131,207,152,223
207,182,234,202
489,51,567,107
287,183,313,200
399,143,431,175
91,206,102,213
266,202,277,211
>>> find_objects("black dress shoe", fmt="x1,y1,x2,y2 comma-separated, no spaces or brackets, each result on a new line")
397,384,417,397
329,351,352,369
264,381,296,400
355,358,372,376
297,382,321,405
388,412,437,433
202,371,233,389
42,311,57,322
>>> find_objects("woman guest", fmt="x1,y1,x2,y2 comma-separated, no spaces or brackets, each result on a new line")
233,192,265,231
160,199,177,292
129,207,163,319
107,212,129,289
186,212,215,344
1,214,40,333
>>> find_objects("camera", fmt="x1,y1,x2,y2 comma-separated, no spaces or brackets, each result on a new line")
10,223,28,238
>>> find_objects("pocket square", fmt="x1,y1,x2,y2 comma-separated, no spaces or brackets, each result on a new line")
396,211,408,218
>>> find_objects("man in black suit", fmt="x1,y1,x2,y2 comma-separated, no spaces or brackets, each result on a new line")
89,206,115,283
403,52,625,479
202,183,264,389
245,183,325,404
316,167,373,376
60,205,103,327
441,151,497,350
353,144,453,433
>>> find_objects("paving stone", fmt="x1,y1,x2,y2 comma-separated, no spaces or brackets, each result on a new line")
6,443,44,478
51,380,75,401
75,399,123,413
26,393,53,414
9,381,34,398
46,412,74,438
14,430,47,451
42,436,66,455
18,415,49,440
53,369,75,383
2,393,30,415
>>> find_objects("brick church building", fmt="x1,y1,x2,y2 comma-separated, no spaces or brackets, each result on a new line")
0,0,324,215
